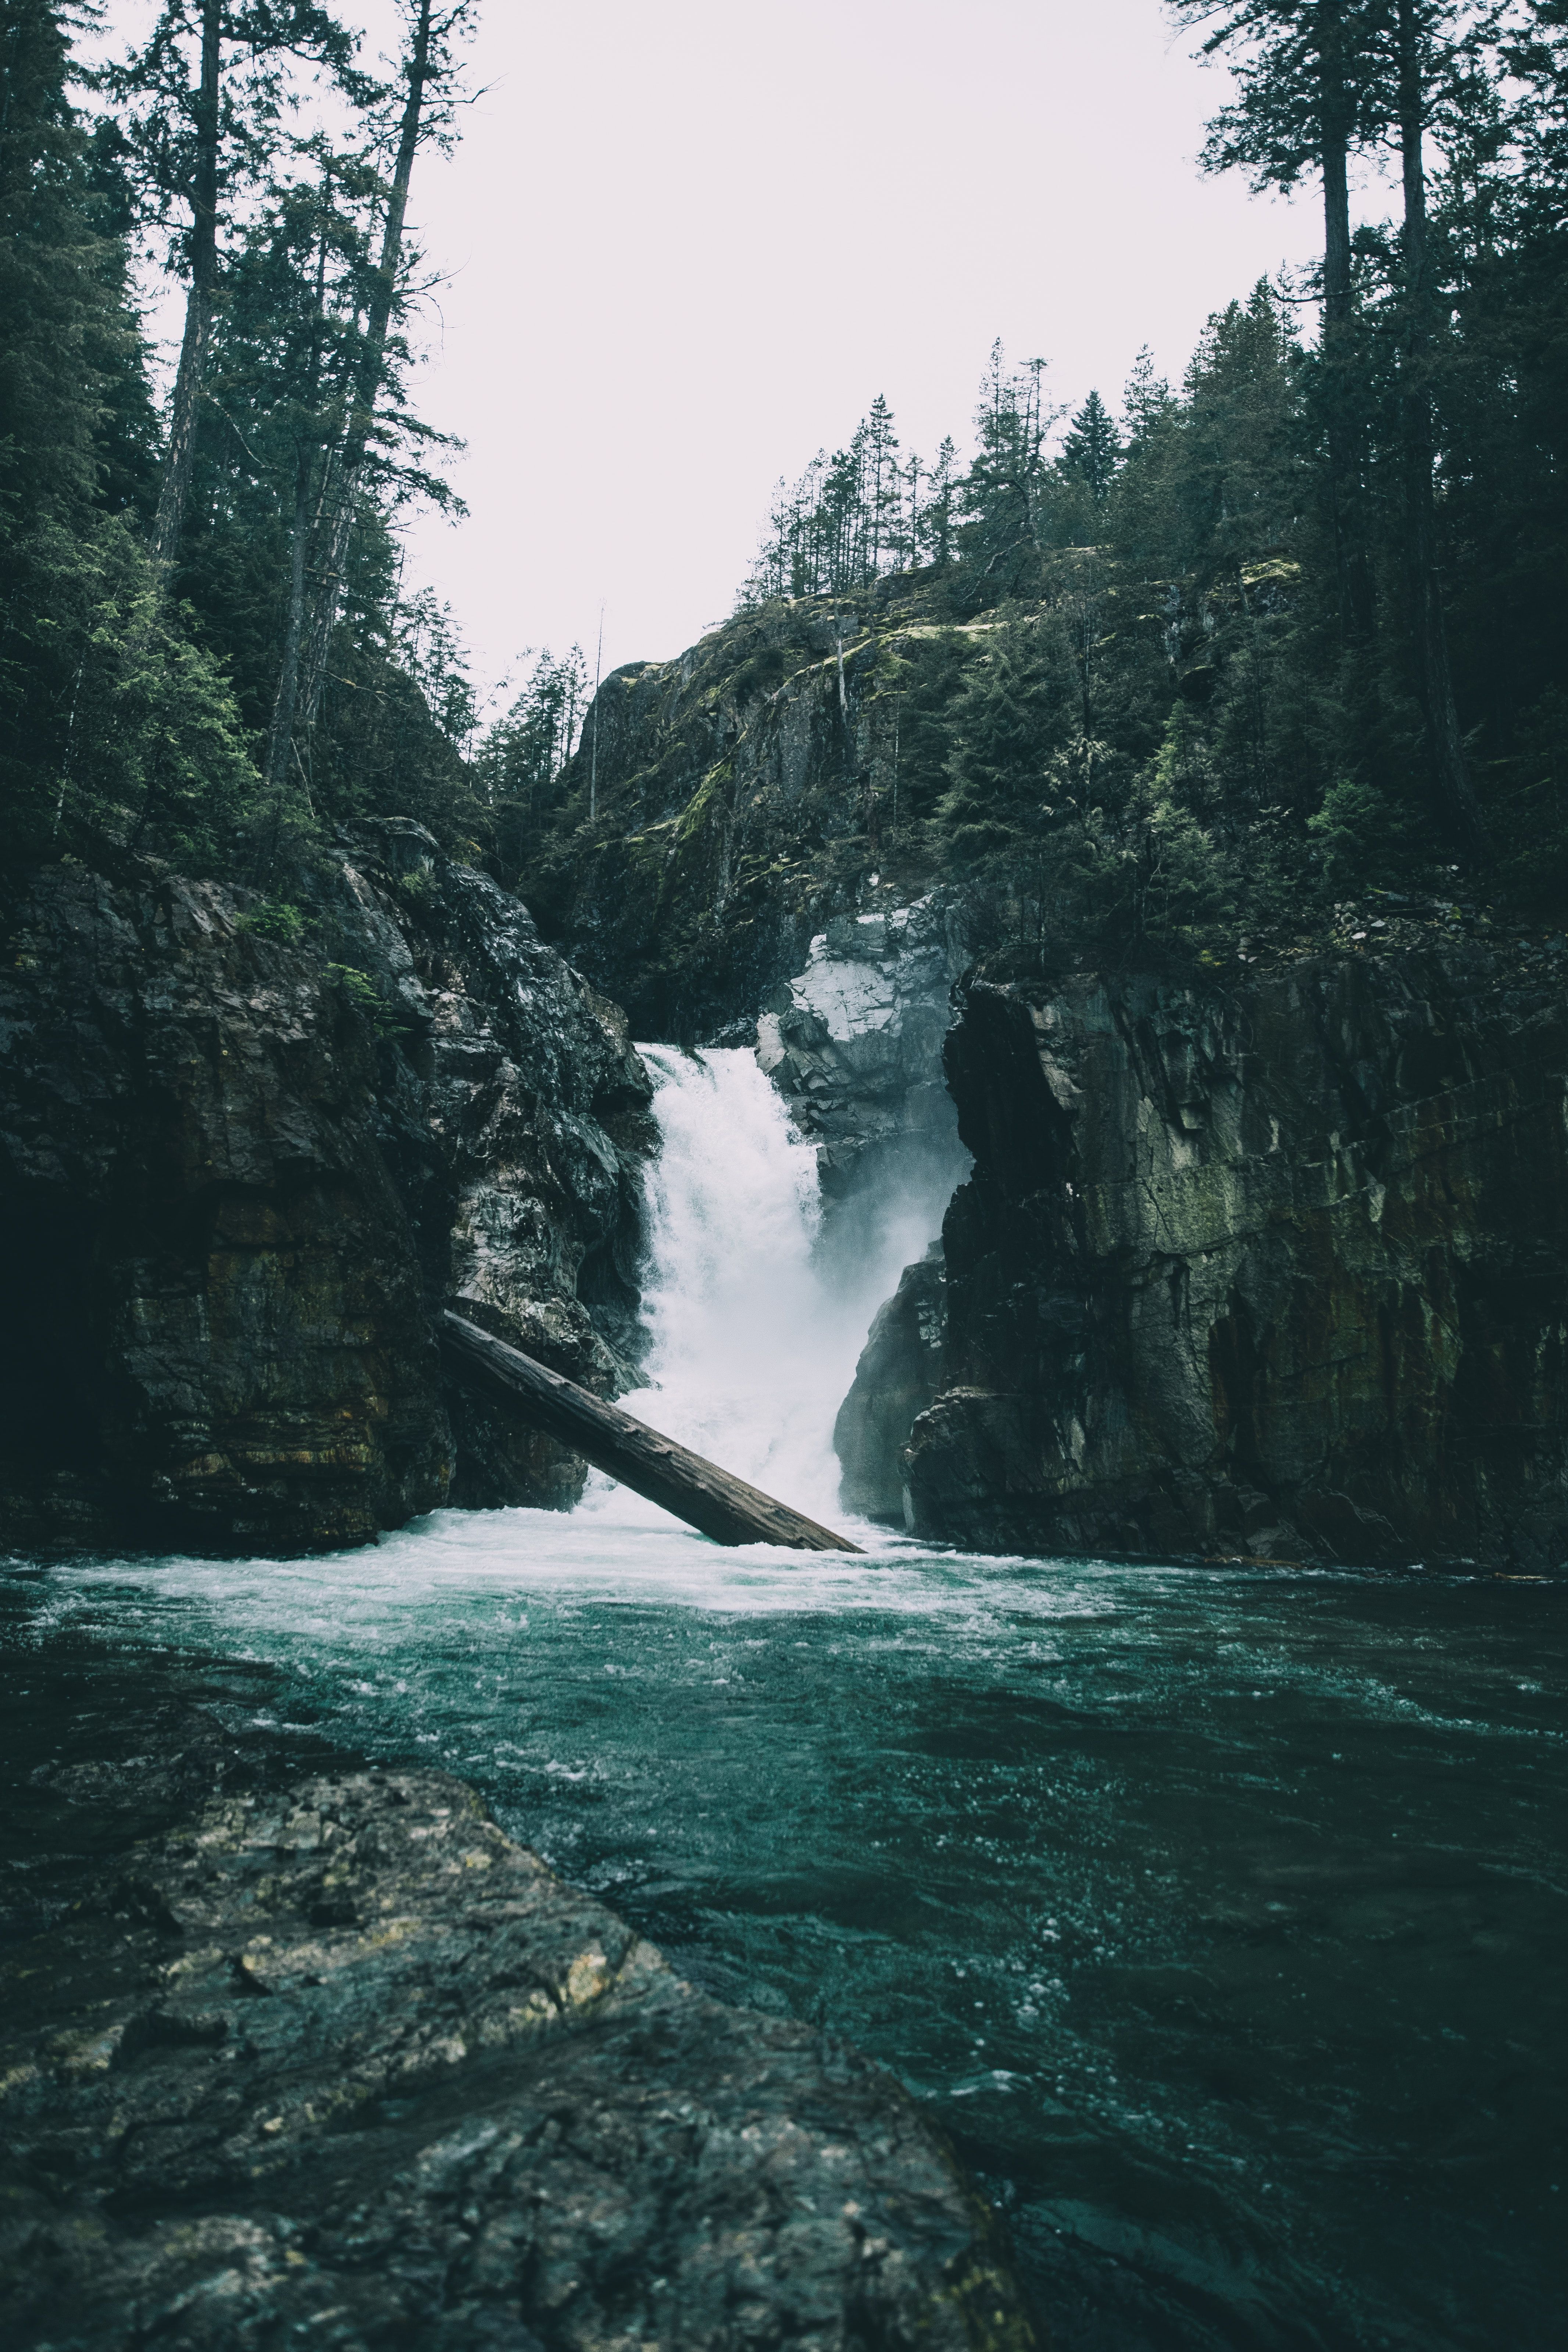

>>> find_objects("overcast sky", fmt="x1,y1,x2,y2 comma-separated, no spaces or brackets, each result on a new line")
113,1,1347,708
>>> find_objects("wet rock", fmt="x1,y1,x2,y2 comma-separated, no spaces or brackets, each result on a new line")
0,1754,1036,2351
834,1246,946,1523
756,894,972,1255
329,823,654,1513
0,835,653,1553
901,957,1568,1568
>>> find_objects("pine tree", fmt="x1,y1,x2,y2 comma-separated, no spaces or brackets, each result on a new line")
1122,346,1174,442
958,343,1060,585
1,0,254,859
1059,390,1122,502
285,1,478,787
1168,0,1487,854
105,1,362,572
862,393,900,574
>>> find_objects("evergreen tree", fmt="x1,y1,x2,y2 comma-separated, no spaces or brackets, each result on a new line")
921,436,958,567
1168,0,1488,852
283,0,477,790
937,615,1067,864
1,0,256,862
104,0,362,571
1058,390,1121,503
862,393,901,573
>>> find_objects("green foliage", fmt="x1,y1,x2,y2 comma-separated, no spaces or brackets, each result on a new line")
1,1,489,887
937,616,1065,864
1308,777,1400,891
237,897,306,941
326,962,409,1039
1058,390,1121,504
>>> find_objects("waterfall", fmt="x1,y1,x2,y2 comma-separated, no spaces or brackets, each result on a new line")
580,1046,934,1542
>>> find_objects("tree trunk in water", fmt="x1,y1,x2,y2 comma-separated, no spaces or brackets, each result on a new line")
441,1313,861,1553
151,0,220,573
289,0,434,761
1396,0,1487,859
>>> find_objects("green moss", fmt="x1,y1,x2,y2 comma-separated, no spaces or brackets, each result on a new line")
676,759,732,846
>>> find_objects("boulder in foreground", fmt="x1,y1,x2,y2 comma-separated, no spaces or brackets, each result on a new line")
0,1763,1034,2350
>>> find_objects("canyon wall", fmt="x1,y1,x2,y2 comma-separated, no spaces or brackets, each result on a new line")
0,826,651,1556
533,576,970,1042
843,952,1568,1569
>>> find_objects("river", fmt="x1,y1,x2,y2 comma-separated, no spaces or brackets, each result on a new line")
8,1049,1565,2348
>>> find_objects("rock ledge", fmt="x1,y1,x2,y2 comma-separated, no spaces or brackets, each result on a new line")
1,1761,1034,2350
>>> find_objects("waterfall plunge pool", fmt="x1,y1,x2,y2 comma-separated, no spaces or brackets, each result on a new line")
4,1048,1564,2349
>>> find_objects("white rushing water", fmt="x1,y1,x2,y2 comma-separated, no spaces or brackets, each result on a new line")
577,1044,938,1549
35,1042,976,1627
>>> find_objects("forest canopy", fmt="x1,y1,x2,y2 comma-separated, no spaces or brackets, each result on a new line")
3,0,1566,951
721,0,1568,930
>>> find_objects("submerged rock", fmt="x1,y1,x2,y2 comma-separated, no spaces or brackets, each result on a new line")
0,831,653,1555
888,958,1568,1567
0,1727,1036,2350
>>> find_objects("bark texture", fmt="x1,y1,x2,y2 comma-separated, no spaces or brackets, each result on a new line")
444,1312,859,1551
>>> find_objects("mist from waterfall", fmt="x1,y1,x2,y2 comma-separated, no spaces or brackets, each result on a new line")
581,1045,947,1541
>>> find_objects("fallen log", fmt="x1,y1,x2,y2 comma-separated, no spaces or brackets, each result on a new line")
441,1311,862,1554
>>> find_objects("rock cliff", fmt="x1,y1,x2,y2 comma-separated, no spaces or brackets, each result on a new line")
519,591,985,1273
846,953,1568,1568
0,827,652,1555
528,577,973,1043
833,1245,947,1522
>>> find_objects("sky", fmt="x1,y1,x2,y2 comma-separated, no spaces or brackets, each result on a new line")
107,0,1350,711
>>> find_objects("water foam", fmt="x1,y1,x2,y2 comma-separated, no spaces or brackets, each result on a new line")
579,1044,937,1545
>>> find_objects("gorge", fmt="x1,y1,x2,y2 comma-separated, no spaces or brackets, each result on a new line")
6,0,1568,2333
3,1003,1564,2349
3,625,1567,2352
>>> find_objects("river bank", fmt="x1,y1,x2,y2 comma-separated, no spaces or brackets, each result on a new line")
5,1535,1564,2349
0,1594,1034,2351
4,990,1565,2351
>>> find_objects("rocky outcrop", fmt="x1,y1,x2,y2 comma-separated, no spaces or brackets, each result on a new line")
0,828,652,1555
886,955,1568,1567
515,590,988,1273
756,894,972,1247
323,822,654,1516
834,1246,947,1522
0,1668,1036,2352
529,578,980,1042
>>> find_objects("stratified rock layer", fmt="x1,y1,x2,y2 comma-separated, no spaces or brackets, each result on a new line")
0,829,651,1554
0,1760,1034,2352
898,957,1568,1566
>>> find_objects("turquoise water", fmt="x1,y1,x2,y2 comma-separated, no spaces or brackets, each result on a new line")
14,1523,1565,2351
9,1045,1564,2342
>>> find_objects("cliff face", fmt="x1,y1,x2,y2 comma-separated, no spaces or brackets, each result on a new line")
862,954,1568,1568
534,577,971,1042
833,1245,947,1522
0,827,651,1556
